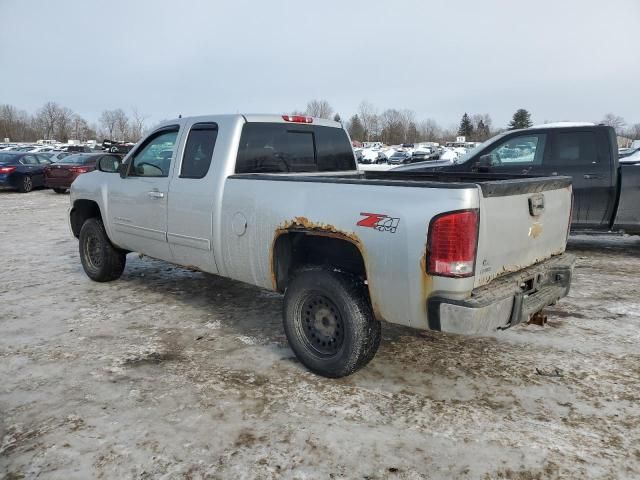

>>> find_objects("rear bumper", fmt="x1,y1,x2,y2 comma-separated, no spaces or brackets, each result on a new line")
0,175,15,187
427,253,575,335
44,176,76,188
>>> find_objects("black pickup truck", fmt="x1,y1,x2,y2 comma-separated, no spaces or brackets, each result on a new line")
396,123,640,234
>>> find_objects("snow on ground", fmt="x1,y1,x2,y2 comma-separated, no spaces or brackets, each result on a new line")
1,190,639,479
358,163,396,172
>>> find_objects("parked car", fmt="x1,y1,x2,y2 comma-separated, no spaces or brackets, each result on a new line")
394,123,640,234
47,151,74,163
64,145,93,153
619,146,640,159
620,150,640,164
69,113,575,378
360,148,386,164
410,147,439,162
387,151,412,164
0,152,52,192
102,139,135,154
44,153,120,193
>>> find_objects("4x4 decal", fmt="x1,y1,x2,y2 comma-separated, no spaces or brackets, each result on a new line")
357,213,400,233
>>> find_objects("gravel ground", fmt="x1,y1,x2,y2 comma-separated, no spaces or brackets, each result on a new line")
1,189,639,480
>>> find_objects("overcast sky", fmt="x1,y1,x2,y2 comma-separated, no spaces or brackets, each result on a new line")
1,0,638,129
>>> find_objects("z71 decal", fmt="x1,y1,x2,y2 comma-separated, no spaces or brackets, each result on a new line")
357,212,400,233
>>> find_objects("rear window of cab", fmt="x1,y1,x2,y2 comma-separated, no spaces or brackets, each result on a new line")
235,123,356,174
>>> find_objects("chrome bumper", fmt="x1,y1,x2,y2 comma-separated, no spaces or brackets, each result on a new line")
427,253,575,335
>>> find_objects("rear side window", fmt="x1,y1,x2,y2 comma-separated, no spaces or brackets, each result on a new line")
315,126,357,170
235,123,355,173
548,131,599,166
180,123,218,179
20,155,38,165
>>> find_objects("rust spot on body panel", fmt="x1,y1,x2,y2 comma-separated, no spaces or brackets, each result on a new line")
420,251,433,309
529,222,543,238
270,217,387,322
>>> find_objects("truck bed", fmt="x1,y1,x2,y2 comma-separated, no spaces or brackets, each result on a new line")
230,171,572,197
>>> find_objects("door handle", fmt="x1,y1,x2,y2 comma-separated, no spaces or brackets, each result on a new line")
583,174,601,180
147,190,165,198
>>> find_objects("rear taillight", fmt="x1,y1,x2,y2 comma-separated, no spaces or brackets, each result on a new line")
427,209,479,278
282,115,313,124
0,166,17,174
69,167,88,173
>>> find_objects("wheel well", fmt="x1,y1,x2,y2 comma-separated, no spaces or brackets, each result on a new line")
272,232,366,292
70,200,102,238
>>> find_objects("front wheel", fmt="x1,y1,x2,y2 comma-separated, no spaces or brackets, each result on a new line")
79,218,126,282
283,268,381,378
53,188,67,194
18,175,33,193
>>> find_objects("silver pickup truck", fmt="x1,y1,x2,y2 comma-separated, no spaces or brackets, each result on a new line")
69,114,575,377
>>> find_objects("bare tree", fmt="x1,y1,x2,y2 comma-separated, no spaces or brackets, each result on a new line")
419,119,441,141
130,107,148,141
0,104,18,140
601,113,626,134
358,101,379,141
626,123,640,140
35,101,62,140
113,109,130,141
305,99,334,119
71,114,92,141
379,109,405,145
100,109,119,140
55,107,74,142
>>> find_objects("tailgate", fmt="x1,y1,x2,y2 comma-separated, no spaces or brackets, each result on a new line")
474,177,572,288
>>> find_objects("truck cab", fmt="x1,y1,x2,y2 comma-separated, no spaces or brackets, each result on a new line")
396,123,640,233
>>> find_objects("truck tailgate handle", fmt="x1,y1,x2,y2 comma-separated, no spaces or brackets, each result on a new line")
147,190,165,198
583,174,601,180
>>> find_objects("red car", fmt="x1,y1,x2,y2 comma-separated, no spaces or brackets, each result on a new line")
44,153,121,193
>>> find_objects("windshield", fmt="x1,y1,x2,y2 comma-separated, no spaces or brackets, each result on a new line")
54,154,94,164
452,132,510,164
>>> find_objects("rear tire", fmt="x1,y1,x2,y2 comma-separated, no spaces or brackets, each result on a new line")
17,175,33,193
53,188,67,194
283,268,381,378
79,218,126,282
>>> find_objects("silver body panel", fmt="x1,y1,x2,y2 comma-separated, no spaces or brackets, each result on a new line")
70,114,575,334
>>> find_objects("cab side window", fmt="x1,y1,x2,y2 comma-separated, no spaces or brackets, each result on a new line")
486,134,546,166
20,155,39,165
129,128,179,177
180,123,218,179
547,132,599,167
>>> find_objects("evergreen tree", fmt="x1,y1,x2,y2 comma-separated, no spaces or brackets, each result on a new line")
347,114,365,141
333,113,341,123
457,113,473,138
476,119,490,140
508,109,533,129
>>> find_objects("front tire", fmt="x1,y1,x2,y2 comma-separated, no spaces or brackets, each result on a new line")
283,268,381,378
53,188,67,194
79,218,126,282
18,175,33,193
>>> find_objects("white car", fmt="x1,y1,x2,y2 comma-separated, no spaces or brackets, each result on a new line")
620,150,640,164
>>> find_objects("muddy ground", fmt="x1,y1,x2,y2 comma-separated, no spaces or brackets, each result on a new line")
1,189,639,479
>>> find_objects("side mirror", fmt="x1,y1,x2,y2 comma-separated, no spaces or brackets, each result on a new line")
476,154,492,172
118,161,128,178
98,156,122,173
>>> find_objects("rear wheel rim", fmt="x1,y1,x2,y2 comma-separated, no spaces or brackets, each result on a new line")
299,294,344,356
23,177,32,191
84,232,103,269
